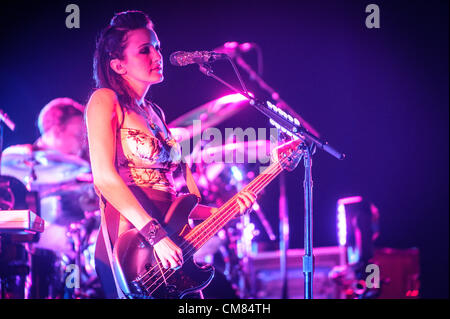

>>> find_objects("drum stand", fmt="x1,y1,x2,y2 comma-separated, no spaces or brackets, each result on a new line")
0,236,29,299
65,211,100,299
66,222,82,298
235,212,255,298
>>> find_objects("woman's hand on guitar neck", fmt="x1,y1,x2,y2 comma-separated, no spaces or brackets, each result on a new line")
236,190,257,216
153,237,184,270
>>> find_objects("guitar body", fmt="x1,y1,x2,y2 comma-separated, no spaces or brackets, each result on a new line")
112,138,304,299
112,194,215,299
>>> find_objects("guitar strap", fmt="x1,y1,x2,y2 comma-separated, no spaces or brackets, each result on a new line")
181,161,202,200
150,101,202,201
97,189,126,299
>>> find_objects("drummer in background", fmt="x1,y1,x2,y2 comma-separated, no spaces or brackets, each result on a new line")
2,97,88,161
34,97,88,160
0,97,92,266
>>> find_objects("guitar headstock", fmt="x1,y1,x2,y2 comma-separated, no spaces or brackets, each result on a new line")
271,137,304,171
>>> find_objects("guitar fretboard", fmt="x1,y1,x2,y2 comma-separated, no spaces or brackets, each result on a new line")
182,158,285,253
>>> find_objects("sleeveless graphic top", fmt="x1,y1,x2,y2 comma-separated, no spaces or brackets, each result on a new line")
115,102,181,194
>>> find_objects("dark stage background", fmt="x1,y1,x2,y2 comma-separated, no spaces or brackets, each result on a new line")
0,0,448,298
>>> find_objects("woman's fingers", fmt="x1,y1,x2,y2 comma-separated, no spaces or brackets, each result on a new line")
242,190,257,201
161,254,182,269
169,252,183,269
237,190,257,214
236,197,248,214
169,258,179,269
176,249,184,264
160,259,169,269
171,250,183,265
154,237,184,269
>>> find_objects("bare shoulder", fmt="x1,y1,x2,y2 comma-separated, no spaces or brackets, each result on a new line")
86,88,119,117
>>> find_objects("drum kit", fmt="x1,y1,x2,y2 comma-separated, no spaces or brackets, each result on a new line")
0,146,102,299
0,93,278,299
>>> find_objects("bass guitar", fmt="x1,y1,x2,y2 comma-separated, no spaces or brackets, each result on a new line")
112,137,304,298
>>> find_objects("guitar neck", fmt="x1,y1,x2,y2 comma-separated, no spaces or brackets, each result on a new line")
183,159,285,252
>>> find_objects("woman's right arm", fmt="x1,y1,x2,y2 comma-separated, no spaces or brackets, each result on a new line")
85,88,183,269
86,88,151,230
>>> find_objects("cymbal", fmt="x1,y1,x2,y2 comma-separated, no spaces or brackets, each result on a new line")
1,145,91,189
168,93,250,141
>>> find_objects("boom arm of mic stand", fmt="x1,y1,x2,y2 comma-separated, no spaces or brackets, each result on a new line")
198,63,345,161
234,56,320,137
196,61,346,300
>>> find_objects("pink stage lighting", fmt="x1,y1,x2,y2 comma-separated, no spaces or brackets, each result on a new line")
336,196,363,246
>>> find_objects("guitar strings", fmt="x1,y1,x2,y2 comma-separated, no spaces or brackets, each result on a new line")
153,248,168,286
139,155,289,294
179,156,286,247
139,157,287,294
140,182,276,292
183,159,284,254
137,161,282,292
141,159,285,294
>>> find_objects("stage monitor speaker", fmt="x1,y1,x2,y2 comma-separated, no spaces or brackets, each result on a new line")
248,246,346,299
372,247,420,299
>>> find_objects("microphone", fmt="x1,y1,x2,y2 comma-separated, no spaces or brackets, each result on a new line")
169,51,228,67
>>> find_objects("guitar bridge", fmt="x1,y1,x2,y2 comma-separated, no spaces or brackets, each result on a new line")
130,279,146,296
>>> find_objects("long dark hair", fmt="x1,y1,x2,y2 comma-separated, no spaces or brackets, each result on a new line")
93,10,154,112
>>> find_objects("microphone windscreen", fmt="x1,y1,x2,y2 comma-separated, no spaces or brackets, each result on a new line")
169,51,183,66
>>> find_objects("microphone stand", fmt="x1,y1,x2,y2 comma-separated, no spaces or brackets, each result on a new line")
278,169,289,299
236,54,315,298
302,142,315,299
196,61,345,299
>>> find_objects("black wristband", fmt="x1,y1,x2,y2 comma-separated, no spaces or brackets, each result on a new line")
139,219,167,246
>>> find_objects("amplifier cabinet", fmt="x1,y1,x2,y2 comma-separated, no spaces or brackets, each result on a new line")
248,246,346,299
